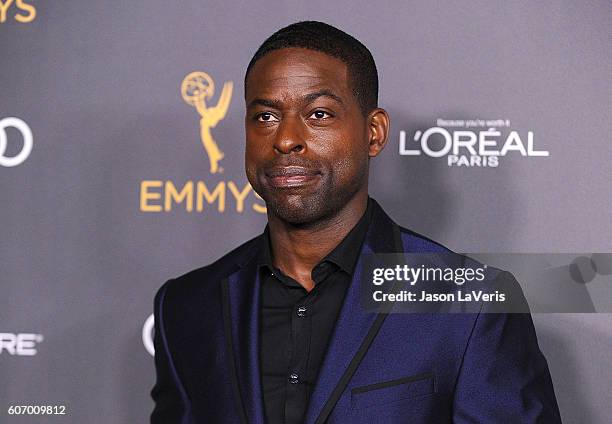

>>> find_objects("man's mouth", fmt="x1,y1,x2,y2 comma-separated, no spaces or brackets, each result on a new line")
265,166,321,188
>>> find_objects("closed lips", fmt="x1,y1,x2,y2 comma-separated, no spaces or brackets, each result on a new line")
265,166,321,188
265,166,320,178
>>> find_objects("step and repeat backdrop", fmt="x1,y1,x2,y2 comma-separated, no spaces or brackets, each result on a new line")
2,1,611,423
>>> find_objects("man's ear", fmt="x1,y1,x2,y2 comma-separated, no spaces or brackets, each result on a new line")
367,108,390,157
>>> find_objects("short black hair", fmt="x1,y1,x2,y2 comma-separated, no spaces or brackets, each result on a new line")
245,21,378,115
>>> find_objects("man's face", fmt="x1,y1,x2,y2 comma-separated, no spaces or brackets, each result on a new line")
245,48,371,225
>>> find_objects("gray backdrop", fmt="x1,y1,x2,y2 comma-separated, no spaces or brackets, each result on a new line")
1,1,611,423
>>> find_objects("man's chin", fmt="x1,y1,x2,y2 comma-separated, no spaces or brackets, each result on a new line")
265,193,330,226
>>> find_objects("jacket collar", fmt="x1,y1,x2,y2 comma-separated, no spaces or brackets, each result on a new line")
221,197,403,424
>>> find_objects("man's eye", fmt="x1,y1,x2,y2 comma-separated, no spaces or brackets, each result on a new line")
309,111,331,120
257,113,278,122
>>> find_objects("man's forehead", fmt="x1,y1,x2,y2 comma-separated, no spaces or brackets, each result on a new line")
248,77,342,101
245,48,350,98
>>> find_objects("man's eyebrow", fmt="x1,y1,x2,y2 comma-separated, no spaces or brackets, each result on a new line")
303,89,344,105
247,98,283,110
246,89,344,110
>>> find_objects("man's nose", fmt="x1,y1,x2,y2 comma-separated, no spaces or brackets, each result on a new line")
273,116,305,154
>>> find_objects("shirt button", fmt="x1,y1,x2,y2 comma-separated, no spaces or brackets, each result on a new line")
289,373,299,384
296,306,307,317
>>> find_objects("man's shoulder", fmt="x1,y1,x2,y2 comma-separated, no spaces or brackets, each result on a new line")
394,222,525,311
395,223,507,280
396,224,451,254
159,233,263,298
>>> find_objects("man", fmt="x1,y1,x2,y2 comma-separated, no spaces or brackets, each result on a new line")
151,21,561,423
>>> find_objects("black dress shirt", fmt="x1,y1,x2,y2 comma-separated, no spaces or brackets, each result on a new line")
257,198,373,424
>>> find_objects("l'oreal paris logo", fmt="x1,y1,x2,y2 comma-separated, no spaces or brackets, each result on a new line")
399,119,549,167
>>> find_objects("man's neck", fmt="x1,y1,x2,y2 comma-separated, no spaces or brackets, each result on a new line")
266,192,368,291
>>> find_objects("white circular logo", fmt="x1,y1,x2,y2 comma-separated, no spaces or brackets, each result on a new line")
142,314,155,356
0,117,33,167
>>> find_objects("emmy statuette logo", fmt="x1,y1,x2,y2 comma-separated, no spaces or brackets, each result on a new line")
138,70,265,214
181,72,233,174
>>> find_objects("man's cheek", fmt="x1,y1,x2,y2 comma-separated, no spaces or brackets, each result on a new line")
331,156,358,179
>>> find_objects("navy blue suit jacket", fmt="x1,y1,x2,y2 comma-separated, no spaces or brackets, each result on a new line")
151,198,561,423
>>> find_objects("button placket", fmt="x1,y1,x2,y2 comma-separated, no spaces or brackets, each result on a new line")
284,293,313,422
